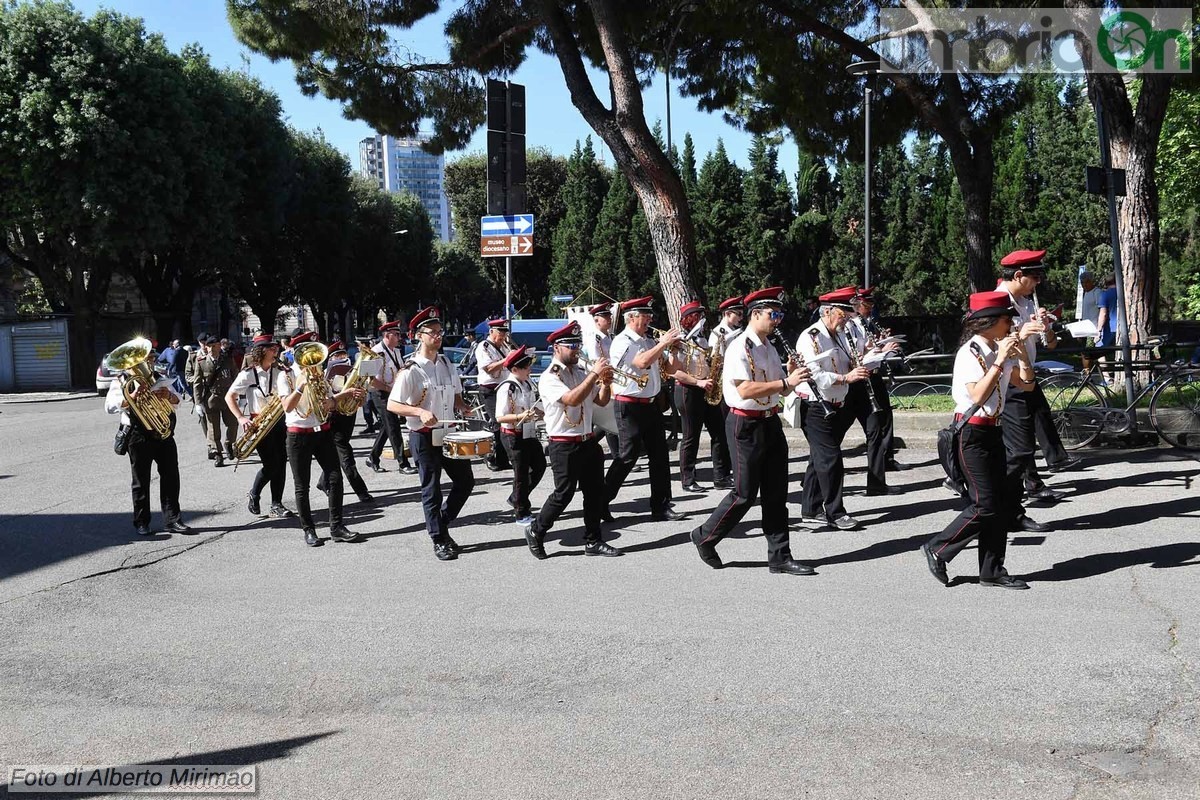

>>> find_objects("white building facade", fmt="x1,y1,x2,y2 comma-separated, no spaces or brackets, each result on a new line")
359,134,451,242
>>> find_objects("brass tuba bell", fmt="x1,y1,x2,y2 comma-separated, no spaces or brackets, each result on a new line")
105,337,175,440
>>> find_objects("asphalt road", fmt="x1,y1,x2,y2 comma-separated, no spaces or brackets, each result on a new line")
1,397,1198,799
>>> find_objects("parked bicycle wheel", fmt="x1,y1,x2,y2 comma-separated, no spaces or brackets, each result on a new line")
1044,376,1107,449
1149,372,1200,450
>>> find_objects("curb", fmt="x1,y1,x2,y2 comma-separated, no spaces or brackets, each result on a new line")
0,392,98,405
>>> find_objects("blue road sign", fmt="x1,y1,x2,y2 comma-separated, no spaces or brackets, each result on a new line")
551,294,574,303
480,214,534,236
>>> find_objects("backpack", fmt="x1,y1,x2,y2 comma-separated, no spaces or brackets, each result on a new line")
937,403,981,498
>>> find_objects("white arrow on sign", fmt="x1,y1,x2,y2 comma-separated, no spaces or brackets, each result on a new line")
517,236,532,254
481,215,534,234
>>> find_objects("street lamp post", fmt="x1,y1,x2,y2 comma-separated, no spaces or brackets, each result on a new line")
846,60,881,289
664,2,698,158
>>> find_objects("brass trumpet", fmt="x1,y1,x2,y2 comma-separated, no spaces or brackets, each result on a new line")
293,341,331,424
105,337,175,439
579,354,649,389
649,326,708,362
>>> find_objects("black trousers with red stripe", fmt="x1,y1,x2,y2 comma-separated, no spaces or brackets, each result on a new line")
696,413,793,566
800,400,856,520
675,383,730,485
925,424,1018,579
500,430,547,518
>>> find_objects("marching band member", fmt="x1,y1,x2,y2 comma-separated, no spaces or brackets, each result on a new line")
366,320,416,475
475,318,514,471
672,300,730,493
388,307,475,562
603,296,686,522
317,341,374,505
225,333,292,519
922,291,1034,589
846,287,904,494
998,249,1078,525
495,345,546,525
278,329,363,547
521,321,617,559
106,358,190,536
688,288,813,574
708,295,745,353
796,287,868,531
850,288,910,473
584,302,620,456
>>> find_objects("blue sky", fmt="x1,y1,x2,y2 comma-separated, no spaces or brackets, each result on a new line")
72,0,800,178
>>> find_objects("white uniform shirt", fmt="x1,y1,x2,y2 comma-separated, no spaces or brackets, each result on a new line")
583,331,611,361
722,329,784,410
610,328,660,399
276,364,332,429
796,319,854,405
475,338,512,386
708,322,740,353
228,365,281,415
390,352,461,433
1003,287,1040,366
105,375,180,426
952,335,1014,418
538,359,597,437
496,377,542,438
371,342,405,389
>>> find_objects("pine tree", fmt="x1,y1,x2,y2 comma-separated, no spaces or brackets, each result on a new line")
546,137,608,314
680,133,698,201
736,135,795,291
589,170,638,297
692,139,746,301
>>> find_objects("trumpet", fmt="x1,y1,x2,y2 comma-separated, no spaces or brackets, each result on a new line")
649,326,708,362
106,337,175,439
334,343,378,416
579,354,648,389
293,341,331,424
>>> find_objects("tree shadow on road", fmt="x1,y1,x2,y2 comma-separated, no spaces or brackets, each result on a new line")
1020,542,1200,583
1054,493,1200,531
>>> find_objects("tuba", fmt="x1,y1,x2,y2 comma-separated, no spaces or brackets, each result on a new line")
106,337,175,440
293,341,331,424
334,343,379,415
232,395,284,465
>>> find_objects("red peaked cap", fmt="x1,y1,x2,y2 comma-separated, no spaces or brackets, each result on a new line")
329,340,346,354
619,296,654,314
1000,249,1047,269
679,300,704,318
718,295,745,312
967,290,1018,319
744,287,786,310
854,286,876,301
378,320,402,334
547,320,583,345
251,333,275,345
503,344,533,369
290,330,317,346
488,318,511,331
818,286,858,308
408,306,441,333
588,302,613,317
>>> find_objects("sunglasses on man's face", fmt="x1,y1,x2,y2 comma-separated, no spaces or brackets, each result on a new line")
768,311,785,323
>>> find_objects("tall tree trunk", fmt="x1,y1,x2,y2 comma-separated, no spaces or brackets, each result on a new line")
943,132,996,293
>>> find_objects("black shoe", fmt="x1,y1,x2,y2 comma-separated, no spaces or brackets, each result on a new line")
1012,515,1050,533
214,455,225,468
316,481,328,496
269,503,294,518
768,559,816,576
134,524,153,537
304,528,321,547
433,536,458,561
713,478,734,490
357,492,375,504
225,447,236,461
921,543,949,586
522,523,548,560
942,478,965,497
651,507,688,522
164,521,195,534
690,527,723,569
398,464,418,476
330,525,362,543
886,459,913,471
485,460,503,472
864,485,902,497
365,457,386,473
443,534,461,556
831,515,861,531
981,574,1030,590
1046,456,1083,474
248,493,263,517
584,540,624,557
207,450,217,461
800,514,827,529
1026,487,1065,505
681,481,707,493
666,435,679,452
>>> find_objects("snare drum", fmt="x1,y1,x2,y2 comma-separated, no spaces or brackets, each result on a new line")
442,430,493,461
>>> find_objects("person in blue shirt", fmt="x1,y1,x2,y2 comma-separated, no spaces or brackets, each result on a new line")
1095,275,1119,348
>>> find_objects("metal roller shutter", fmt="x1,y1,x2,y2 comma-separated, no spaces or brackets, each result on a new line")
13,319,70,390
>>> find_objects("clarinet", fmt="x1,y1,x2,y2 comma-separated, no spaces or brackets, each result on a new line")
1031,289,1050,347
844,324,883,415
769,333,836,419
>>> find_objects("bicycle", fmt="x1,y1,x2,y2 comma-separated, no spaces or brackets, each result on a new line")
1044,344,1200,451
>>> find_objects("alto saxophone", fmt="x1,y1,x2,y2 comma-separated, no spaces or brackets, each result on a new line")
232,394,284,464
704,333,726,406
334,343,379,415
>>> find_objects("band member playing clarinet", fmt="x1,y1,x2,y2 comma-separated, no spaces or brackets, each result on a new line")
673,300,730,493
388,307,475,562
522,321,617,560
847,287,904,495
688,288,814,575
796,287,868,531
495,345,546,525
922,291,1034,589
226,333,292,519
850,287,910,472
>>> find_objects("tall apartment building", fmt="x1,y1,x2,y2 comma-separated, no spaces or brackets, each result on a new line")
358,134,451,242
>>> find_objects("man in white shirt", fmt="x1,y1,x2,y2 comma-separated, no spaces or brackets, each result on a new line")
688,288,814,575
225,332,292,518
367,320,416,475
495,345,546,525
603,296,686,522
388,307,475,562
672,300,730,493
474,318,514,471
521,321,617,560
847,287,906,491
584,302,620,456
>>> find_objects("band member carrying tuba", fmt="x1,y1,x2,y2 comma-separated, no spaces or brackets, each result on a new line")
495,345,547,525
226,332,292,519
672,300,731,493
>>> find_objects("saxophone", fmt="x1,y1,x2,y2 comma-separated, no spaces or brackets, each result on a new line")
334,343,379,415
232,395,284,464
704,330,727,406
